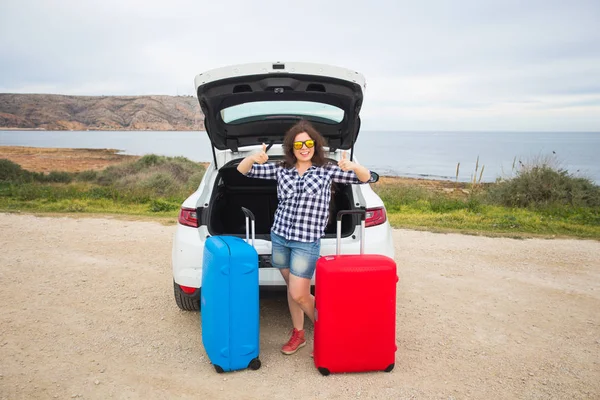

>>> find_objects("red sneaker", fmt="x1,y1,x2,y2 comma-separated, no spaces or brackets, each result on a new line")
281,328,306,355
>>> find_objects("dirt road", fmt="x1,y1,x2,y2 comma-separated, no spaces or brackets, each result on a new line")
0,213,598,399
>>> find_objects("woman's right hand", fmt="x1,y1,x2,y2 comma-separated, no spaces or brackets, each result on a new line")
251,143,269,164
237,143,268,174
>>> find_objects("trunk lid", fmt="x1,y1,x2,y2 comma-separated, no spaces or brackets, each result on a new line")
195,62,366,153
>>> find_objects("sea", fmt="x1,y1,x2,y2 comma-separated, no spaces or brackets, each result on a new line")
1,130,599,184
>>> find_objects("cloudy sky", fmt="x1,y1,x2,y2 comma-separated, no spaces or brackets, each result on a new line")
1,0,599,131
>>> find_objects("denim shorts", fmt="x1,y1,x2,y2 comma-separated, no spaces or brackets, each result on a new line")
270,232,321,279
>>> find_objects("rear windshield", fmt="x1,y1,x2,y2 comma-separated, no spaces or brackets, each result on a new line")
221,101,344,124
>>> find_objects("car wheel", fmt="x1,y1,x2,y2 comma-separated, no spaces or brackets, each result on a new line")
173,281,200,311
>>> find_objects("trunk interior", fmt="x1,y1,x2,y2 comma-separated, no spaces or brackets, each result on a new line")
207,163,356,241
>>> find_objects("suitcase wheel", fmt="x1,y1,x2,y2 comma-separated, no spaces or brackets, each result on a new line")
317,367,330,376
248,357,261,370
214,365,225,373
384,363,395,373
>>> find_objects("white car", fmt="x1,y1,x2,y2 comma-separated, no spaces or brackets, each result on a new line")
172,61,395,310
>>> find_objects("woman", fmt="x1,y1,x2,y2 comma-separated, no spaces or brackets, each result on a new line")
237,119,374,355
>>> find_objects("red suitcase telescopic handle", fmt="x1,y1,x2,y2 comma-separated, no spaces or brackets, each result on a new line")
336,210,366,255
241,207,256,247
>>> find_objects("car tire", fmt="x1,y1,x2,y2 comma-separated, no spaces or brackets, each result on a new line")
173,281,200,311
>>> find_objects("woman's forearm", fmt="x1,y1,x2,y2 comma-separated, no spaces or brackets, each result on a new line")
353,164,372,182
237,156,255,175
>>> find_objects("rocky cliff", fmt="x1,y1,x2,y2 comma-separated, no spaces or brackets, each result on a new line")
0,94,205,131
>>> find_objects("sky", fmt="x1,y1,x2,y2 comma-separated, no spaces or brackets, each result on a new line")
1,0,599,131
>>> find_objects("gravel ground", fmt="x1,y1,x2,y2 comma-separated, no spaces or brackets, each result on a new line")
0,213,599,400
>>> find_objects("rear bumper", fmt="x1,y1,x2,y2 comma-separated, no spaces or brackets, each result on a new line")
172,224,205,288
172,224,289,288
172,222,393,289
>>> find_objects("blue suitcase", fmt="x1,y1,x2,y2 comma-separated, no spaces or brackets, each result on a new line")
201,207,261,372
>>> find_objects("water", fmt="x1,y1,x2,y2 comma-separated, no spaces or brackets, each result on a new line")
354,131,600,184
1,130,599,184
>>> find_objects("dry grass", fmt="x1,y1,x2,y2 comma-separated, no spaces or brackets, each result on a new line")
0,146,140,173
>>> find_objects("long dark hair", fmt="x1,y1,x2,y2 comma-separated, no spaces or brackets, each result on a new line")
281,120,327,168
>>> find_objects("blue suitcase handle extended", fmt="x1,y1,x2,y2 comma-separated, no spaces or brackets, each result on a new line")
336,210,366,255
241,207,256,247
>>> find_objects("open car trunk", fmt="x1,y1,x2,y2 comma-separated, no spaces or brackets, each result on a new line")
207,162,356,242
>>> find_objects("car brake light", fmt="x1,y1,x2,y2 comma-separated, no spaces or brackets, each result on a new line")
178,207,199,228
365,207,386,227
179,285,197,294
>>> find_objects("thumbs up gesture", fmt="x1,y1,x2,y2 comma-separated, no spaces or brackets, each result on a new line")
252,143,269,164
338,150,356,171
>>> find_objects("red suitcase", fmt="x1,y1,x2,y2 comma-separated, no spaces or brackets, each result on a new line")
314,210,398,376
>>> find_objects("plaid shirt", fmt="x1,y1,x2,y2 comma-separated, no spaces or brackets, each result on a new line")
246,162,374,242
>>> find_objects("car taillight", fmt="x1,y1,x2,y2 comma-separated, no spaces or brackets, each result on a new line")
365,207,386,227
178,207,199,228
179,285,197,294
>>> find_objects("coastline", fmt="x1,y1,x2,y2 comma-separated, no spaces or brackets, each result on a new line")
0,145,470,190
3,130,599,185
0,127,48,131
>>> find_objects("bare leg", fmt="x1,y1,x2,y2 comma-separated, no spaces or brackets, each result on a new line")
279,268,305,330
287,274,315,324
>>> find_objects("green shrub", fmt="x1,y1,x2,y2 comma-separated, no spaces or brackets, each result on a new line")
139,172,176,197
40,171,73,183
466,197,482,213
185,171,206,192
149,198,179,212
76,170,98,182
137,154,163,168
95,154,205,198
1,160,75,184
9,183,55,201
487,164,600,208
96,164,134,185
0,159,32,183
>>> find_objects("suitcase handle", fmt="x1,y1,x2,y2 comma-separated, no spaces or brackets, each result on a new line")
241,207,256,247
336,210,365,255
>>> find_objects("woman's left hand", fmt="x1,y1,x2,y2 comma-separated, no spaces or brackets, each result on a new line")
338,151,357,171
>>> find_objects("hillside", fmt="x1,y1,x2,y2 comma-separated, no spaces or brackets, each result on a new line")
0,94,205,131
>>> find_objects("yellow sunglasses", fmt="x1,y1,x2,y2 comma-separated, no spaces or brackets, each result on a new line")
293,140,315,150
